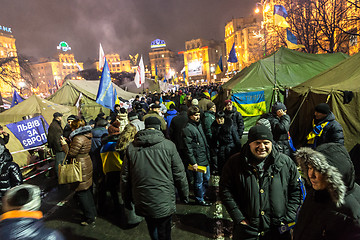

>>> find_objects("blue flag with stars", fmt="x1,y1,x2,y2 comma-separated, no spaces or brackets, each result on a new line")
11,89,23,107
96,58,115,110
227,42,238,63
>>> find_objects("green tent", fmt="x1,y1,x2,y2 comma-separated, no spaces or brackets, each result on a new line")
287,50,360,151
0,95,76,166
120,78,160,93
219,47,348,130
48,80,137,121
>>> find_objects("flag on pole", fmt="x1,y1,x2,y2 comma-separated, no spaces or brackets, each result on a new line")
114,88,120,105
173,73,178,83
96,58,115,110
227,43,238,63
75,61,83,71
54,79,59,90
274,5,290,28
154,65,158,83
286,29,305,49
11,90,23,107
215,56,224,74
99,43,105,71
134,55,145,88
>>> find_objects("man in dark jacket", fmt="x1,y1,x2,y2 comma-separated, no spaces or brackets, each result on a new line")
182,106,211,206
0,184,64,240
121,117,189,240
294,143,360,240
306,103,344,148
63,115,77,139
224,100,244,140
47,112,65,178
0,125,9,146
220,125,301,240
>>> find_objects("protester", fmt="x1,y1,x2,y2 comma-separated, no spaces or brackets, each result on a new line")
294,143,360,240
0,144,22,200
202,101,216,143
61,119,96,226
0,125,10,146
121,117,189,240
306,103,344,148
95,113,106,123
154,99,167,115
110,104,121,122
198,92,212,112
63,115,77,139
211,111,240,175
259,102,292,156
143,103,167,132
0,184,64,239
128,112,145,132
47,112,65,178
164,104,177,131
182,106,211,206
224,100,244,140
220,125,301,239
116,108,129,133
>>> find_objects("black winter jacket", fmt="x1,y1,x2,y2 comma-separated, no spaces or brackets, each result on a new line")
220,144,301,239
0,210,64,240
47,119,63,153
169,111,188,151
0,145,22,199
202,110,215,142
121,129,189,218
224,107,244,139
182,119,210,166
308,112,344,148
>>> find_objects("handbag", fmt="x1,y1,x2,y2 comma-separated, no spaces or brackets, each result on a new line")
58,152,83,185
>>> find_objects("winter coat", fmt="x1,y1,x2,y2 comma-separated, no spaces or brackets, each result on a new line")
47,119,63,153
261,113,292,156
0,210,64,240
110,109,120,122
0,145,22,199
63,125,93,192
182,119,210,166
117,113,129,133
63,124,72,140
90,127,108,178
224,107,244,140
211,117,241,173
202,110,215,142
294,143,360,240
169,111,188,151
143,111,167,131
164,109,177,130
0,134,9,146
129,119,145,132
120,129,189,218
198,98,212,112
307,112,344,148
220,144,301,239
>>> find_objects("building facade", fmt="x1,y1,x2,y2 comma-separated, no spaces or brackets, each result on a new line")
95,53,132,73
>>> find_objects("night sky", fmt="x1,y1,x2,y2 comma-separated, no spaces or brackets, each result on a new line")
0,0,254,63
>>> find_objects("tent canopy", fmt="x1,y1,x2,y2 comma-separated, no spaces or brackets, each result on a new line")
0,95,76,166
287,50,360,151
219,47,348,129
48,79,137,120
119,78,160,93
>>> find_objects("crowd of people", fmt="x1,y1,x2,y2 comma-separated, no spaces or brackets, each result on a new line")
0,84,360,240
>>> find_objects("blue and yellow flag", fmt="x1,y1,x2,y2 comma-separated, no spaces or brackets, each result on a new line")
274,5,290,28
227,43,238,63
215,56,223,74
173,73,178,83
100,141,122,174
211,91,218,101
154,65,158,83
231,91,266,116
286,29,305,49
11,90,23,107
114,88,120,105
96,58,115,110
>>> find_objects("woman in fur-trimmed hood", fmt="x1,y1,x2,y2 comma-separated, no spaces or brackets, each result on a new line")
293,143,360,240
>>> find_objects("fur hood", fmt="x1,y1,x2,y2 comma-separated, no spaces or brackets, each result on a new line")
69,125,92,139
295,143,351,207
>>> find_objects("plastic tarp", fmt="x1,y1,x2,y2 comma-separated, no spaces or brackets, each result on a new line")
0,95,77,166
120,78,160,93
48,80,137,121
219,47,348,129
287,50,360,151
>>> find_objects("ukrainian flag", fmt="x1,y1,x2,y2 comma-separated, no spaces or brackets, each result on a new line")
100,142,122,174
211,91,218,101
286,29,305,49
231,91,266,116
215,56,223,74
274,5,290,28
154,65,158,83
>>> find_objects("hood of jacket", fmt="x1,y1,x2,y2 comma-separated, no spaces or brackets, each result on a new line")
69,125,93,139
295,143,350,207
91,127,108,138
133,129,165,147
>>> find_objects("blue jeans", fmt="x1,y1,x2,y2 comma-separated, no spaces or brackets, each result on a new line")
193,165,210,202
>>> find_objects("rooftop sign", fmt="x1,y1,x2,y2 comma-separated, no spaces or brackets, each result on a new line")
0,25,12,33
151,39,166,49
57,41,71,52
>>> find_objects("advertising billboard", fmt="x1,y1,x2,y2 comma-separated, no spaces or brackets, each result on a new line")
188,60,202,76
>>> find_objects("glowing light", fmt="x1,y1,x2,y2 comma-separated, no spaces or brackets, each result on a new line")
19,82,26,88
264,4,270,12
255,7,260,13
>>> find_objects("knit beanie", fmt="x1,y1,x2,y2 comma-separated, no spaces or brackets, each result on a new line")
67,115,77,121
224,99,232,105
5,184,41,211
207,102,215,110
271,102,287,114
145,117,161,130
315,103,330,115
248,125,273,143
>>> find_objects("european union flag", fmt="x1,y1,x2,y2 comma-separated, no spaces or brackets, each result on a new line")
227,43,238,63
11,89,23,107
96,58,115,110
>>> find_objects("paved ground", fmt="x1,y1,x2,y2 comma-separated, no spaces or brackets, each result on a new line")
28,173,234,240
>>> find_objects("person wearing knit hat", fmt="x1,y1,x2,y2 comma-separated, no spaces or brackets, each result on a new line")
219,124,301,240
224,99,245,141
143,101,167,132
191,99,199,106
145,116,162,130
306,102,344,149
294,143,360,240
